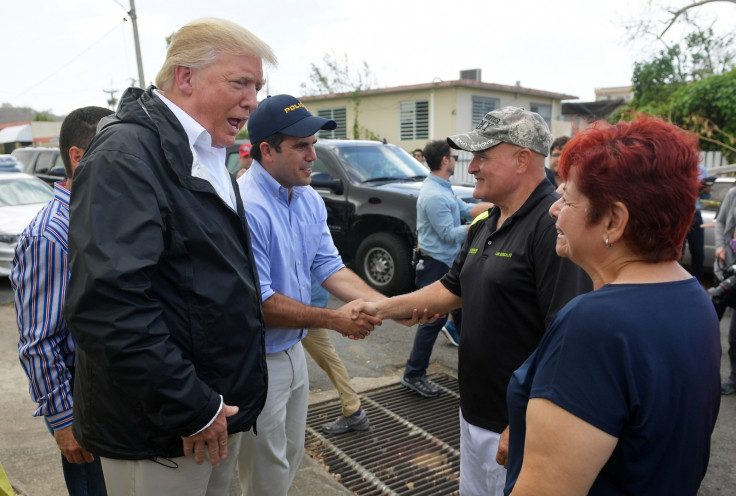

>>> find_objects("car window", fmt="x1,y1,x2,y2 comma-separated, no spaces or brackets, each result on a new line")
34,151,56,174
10,149,35,171
51,154,66,176
703,180,736,211
226,152,241,174
311,157,335,181
335,144,428,183
0,177,54,206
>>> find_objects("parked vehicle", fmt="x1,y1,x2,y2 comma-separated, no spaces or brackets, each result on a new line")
228,139,477,295
10,147,65,185
682,176,736,278
0,173,54,276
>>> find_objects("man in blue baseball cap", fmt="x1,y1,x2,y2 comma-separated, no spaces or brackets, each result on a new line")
237,94,387,495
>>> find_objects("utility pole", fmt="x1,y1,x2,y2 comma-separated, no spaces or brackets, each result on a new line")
128,0,145,88
112,0,145,88
103,86,119,110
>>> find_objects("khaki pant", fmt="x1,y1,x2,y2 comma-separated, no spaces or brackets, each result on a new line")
100,433,241,496
302,327,361,417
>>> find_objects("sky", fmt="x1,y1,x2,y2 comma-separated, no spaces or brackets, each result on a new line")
3,0,736,117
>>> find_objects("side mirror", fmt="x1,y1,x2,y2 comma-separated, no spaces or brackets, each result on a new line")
311,174,343,194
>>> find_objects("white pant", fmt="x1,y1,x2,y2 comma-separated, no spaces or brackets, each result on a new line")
100,433,241,496
238,342,310,496
459,410,507,496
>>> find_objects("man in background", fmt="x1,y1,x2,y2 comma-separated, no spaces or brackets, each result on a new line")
548,135,570,186
237,142,253,178
412,148,426,164
11,106,112,496
402,139,490,398
305,275,371,435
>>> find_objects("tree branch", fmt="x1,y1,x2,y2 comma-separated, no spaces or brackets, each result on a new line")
661,0,736,37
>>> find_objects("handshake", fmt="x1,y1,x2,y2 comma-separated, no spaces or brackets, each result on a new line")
334,298,439,340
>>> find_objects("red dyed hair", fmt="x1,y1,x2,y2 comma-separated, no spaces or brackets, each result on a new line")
558,117,700,262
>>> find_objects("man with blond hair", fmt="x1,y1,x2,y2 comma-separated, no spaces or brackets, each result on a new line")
64,18,276,495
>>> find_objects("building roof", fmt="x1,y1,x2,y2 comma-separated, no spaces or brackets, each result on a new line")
562,98,626,119
300,79,577,102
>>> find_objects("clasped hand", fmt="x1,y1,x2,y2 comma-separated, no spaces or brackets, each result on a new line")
182,403,238,466
336,299,382,339
349,300,439,327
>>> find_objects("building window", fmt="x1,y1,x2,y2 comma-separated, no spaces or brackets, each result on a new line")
530,103,552,125
399,100,428,140
472,96,500,128
317,107,347,138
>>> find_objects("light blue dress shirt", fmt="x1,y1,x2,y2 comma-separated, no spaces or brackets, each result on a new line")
416,174,474,267
238,161,344,353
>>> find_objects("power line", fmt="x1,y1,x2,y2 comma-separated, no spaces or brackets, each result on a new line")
9,19,127,103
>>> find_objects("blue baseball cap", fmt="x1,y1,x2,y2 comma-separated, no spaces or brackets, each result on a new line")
247,94,336,143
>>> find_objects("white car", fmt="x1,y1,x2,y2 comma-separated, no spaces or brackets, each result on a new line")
0,173,54,276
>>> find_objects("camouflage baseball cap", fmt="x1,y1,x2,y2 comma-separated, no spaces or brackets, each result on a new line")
447,106,553,156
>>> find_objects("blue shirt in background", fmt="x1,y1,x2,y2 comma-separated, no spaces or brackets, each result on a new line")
310,274,330,309
416,174,475,267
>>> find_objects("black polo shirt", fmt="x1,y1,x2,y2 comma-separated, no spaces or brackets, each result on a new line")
441,179,592,433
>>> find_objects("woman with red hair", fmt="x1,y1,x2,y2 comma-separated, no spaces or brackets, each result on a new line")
504,117,721,495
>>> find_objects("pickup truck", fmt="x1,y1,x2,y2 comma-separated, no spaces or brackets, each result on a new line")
228,139,476,295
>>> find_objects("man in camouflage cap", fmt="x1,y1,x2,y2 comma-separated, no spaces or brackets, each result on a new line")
446,107,591,495
356,106,592,495
447,106,553,155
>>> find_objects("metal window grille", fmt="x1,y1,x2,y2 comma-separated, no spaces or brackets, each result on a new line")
471,96,500,128
399,100,429,141
318,107,348,139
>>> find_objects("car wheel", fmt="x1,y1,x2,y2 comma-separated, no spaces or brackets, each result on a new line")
355,233,413,296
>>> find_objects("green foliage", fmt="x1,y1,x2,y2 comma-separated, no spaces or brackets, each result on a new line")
632,45,684,109
621,22,736,160
33,113,52,122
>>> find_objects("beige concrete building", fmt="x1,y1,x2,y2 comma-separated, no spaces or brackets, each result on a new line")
594,85,634,103
300,76,576,154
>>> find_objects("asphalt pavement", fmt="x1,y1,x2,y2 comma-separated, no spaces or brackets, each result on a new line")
0,278,734,494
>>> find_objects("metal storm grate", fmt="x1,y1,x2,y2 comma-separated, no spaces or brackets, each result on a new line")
305,373,460,496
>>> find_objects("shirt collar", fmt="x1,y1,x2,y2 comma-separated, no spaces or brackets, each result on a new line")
153,89,211,148
250,161,305,203
427,173,452,187
53,181,71,207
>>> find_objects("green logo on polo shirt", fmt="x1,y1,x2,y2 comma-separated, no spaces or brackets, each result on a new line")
495,251,512,258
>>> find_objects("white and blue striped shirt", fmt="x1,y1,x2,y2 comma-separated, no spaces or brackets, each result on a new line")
11,182,76,431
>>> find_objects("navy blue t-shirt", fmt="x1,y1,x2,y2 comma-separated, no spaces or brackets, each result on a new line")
505,279,721,495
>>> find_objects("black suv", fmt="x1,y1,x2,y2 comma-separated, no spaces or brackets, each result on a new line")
228,139,476,295
11,147,65,185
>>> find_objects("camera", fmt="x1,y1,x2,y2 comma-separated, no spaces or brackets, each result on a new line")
709,264,736,319
709,264,736,304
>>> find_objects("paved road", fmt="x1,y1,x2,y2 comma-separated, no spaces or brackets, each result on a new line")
0,278,733,494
